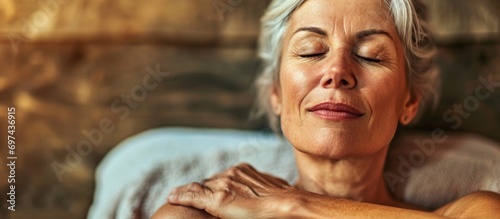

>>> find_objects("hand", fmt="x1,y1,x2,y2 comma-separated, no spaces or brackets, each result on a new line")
167,163,296,218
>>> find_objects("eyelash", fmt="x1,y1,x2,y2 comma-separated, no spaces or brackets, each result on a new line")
299,53,325,58
355,54,381,63
299,53,381,63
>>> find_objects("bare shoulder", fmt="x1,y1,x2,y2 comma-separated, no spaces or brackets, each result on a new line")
434,191,500,218
152,203,217,219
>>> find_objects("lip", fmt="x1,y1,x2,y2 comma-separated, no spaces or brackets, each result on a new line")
307,102,365,121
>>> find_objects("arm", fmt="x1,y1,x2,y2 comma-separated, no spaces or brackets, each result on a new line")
167,163,500,219
433,191,500,219
281,190,445,219
151,203,218,219
288,190,500,219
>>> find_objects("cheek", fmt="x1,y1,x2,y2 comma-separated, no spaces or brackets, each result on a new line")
357,69,407,152
279,62,316,114
362,69,407,121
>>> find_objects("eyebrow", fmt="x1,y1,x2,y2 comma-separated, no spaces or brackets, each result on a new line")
293,27,327,36
355,29,392,40
292,27,392,40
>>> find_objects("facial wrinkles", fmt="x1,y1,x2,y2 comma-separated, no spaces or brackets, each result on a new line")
280,48,308,127
368,43,406,120
282,0,406,131
363,62,401,124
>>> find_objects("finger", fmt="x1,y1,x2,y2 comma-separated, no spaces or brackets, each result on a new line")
203,176,235,191
167,191,209,211
169,185,189,194
207,163,273,193
235,163,274,183
204,166,249,185
168,182,209,204
235,163,266,180
262,172,290,187
205,169,259,195
204,163,288,194
234,163,290,189
205,163,257,182
187,182,205,192
170,182,198,193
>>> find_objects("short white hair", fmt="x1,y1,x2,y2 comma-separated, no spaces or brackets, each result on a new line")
252,0,440,132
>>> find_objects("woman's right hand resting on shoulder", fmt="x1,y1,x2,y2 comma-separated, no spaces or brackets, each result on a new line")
152,182,216,219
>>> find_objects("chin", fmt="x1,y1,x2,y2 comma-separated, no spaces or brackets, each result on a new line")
285,125,387,159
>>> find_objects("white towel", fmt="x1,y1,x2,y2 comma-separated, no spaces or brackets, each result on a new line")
87,128,500,219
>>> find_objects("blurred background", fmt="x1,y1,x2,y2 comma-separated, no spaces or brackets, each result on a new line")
0,0,499,218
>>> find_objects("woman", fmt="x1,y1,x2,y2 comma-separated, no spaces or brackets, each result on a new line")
153,0,500,218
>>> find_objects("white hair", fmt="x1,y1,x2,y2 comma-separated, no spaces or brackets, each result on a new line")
252,0,440,132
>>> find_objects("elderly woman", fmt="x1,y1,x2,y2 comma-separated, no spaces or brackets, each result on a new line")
153,0,500,218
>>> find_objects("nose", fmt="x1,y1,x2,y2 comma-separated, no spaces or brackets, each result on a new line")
320,50,356,89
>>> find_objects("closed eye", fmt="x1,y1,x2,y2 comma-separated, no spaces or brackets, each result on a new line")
355,54,381,63
300,53,326,58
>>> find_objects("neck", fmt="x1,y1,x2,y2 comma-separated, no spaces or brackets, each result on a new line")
293,146,400,207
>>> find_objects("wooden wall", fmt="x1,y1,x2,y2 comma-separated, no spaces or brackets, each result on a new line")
0,0,498,218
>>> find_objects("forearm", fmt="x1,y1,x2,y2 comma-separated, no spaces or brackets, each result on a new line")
281,191,446,219
152,203,218,219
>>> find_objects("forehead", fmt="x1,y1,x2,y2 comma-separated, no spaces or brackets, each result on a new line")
289,0,396,36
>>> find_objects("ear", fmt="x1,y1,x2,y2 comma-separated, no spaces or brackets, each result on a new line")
399,91,421,125
270,85,282,115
